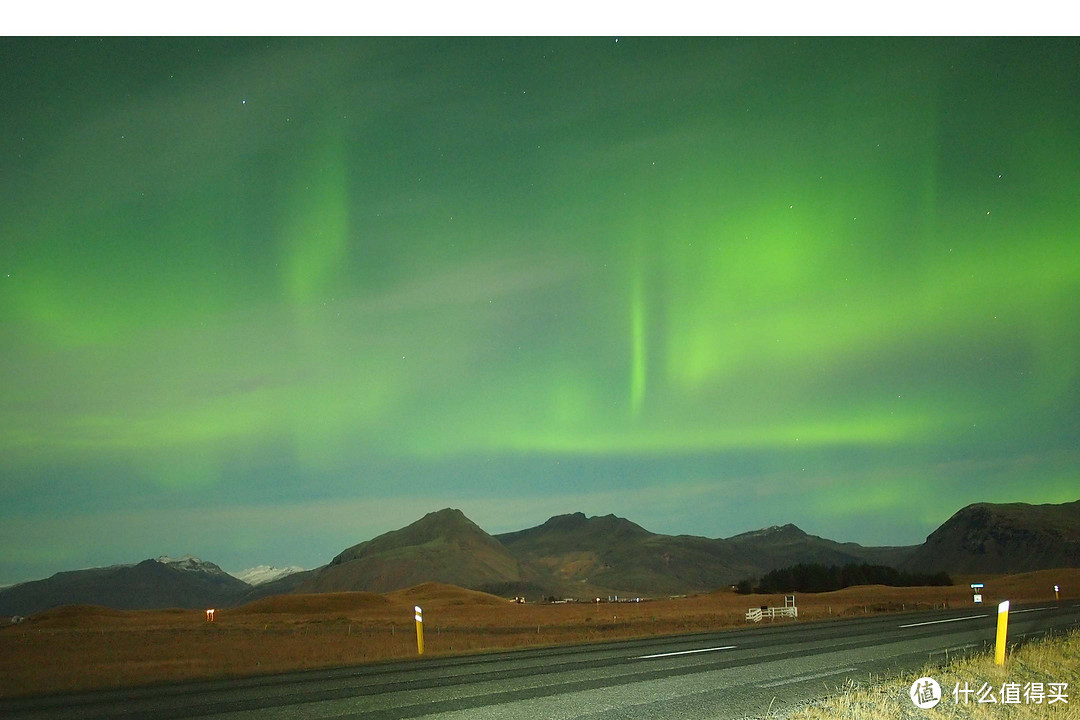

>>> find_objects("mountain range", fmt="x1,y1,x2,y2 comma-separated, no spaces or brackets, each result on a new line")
2,498,1077,617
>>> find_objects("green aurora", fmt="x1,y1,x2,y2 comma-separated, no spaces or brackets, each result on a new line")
1,37,1078,582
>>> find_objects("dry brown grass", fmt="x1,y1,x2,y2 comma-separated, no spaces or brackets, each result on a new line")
782,627,1080,719
1,570,1075,699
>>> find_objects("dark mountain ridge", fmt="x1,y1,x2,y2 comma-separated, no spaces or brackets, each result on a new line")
0,557,249,617
3,499,1075,616
903,499,1080,574
497,514,920,597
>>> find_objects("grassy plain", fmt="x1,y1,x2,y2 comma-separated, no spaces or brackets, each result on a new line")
0,568,1075,699
784,626,1080,720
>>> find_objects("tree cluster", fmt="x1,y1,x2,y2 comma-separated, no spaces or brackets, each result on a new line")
736,563,952,594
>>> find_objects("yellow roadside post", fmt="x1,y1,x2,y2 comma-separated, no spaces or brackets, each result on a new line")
994,600,1009,666
415,605,424,655
1055,584,1060,601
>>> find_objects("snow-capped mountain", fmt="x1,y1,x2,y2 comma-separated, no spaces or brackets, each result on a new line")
231,565,306,586
156,555,236,578
0,556,251,617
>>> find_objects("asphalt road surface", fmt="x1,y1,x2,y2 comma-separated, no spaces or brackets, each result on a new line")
4,602,1079,720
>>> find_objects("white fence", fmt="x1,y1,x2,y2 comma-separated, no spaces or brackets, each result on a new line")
745,606,798,622
746,596,798,622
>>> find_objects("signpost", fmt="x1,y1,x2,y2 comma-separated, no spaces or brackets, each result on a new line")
995,600,1009,666
414,606,424,655
970,583,984,604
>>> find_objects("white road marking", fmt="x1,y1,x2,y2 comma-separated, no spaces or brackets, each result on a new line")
759,667,859,688
899,614,987,628
899,606,1054,629
634,645,736,660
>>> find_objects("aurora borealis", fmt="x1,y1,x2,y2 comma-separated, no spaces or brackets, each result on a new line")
2,36,1078,584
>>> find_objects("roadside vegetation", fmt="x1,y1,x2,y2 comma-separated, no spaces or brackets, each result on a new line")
780,627,1080,719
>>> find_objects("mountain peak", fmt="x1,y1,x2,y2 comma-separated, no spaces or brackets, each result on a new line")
729,523,808,541
537,512,649,533
303,508,522,594
330,509,490,567
156,554,201,564
538,512,588,529
495,511,654,563
418,507,471,525
155,555,232,577
404,508,487,539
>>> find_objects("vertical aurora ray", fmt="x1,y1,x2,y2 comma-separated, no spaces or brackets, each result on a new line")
272,117,372,471
277,127,350,308
630,251,647,418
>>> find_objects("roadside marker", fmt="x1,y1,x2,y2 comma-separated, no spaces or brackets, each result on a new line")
635,645,736,660
995,600,1009,666
415,606,424,656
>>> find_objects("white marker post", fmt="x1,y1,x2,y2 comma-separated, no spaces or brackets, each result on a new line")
414,606,424,655
995,600,1009,666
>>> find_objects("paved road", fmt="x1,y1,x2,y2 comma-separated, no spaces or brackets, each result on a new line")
4,602,1078,720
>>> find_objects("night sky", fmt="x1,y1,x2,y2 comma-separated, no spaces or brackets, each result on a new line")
2,36,1079,585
